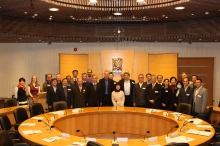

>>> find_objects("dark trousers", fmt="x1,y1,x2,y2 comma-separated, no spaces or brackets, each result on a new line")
124,95,133,107
102,94,113,106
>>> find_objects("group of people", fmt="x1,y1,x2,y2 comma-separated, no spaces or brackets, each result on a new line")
14,70,208,116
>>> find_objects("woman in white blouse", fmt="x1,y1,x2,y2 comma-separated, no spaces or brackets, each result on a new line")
111,83,125,106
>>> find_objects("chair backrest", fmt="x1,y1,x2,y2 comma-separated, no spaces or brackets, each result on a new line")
205,106,213,123
0,114,12,130
86,141,104,146
176,103,192,115
0,130,14,146
13,107,29,124
4,98,17,108
53,101,68,111
29,103,44,117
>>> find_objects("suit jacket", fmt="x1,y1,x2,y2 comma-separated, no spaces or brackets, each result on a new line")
82,81,91,88
99,78,115,106
86,83,102,107
161,87,172,109
133,83,147,106
146,83,162,108
178,86,194,105
194,86,208,113
119,79,135,96
57,86,73,108
72,86,86,108
46,86,58,107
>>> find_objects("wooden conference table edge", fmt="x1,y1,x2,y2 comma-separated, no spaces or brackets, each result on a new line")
18,107,214,146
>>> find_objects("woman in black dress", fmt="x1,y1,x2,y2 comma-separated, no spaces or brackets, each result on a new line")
161,79,172,110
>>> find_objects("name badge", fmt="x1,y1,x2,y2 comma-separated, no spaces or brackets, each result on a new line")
35,87,38,88
142,88,146,89
132,82,135,84
186,94,190,96
197,95,201,97
83,89,86,92
114,82,116,84
68,89,71,91
165,90,168,92
47,85,50,86
155,91,159,93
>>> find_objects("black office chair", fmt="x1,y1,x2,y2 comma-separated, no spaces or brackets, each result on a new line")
86,141,104,146
29,103,44,117
53,101,68,111
13,107,29,124
197,106,213,124
0,114,19,138
0,130,29,146
176,103,191,115
4,98,17,108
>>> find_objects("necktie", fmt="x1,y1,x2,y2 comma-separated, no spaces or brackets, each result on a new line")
93,83,97,91
64,87,67,100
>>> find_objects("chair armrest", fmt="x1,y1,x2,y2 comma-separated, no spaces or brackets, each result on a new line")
12,139,22,143
11,124,20,127
14,143,30,146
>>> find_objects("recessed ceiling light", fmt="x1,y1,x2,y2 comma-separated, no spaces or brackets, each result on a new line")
19,38,22,40
32,16,35,18
70,16,73,18
39,40,41,41
49,8,59,11
49,17,52,20
24,12,27,14
215,40,218,41
50,16,53,17
199,39,202,40
191,14,194,15
72,17,75,20
162,15,166,17
34,14,38,16
205,11,209,15
175,6,185,10
113,12,122,16
165,16,168,18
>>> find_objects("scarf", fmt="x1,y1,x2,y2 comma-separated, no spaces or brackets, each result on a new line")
17,84,25,91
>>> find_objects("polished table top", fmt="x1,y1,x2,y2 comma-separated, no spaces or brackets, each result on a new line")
18,107,214,146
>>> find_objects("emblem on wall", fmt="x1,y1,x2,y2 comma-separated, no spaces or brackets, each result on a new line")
112,58,123,72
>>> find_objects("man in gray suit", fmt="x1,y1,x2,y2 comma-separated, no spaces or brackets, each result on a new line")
133,74,147,107
193,78,208,116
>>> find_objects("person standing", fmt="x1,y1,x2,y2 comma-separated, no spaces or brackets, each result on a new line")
112,83,125,107
161,79,172,110
15,77,28,105
119,72,135,107
146,75,162,109
178,77,193,106
71,70,78,86
99,70,114,106
133,74,147,107
86,75,102,107
56,74,62,87
189,75,198,90
28,75,40,104
145,73,152,85
157,75,164,88
82,73,91,88
72,79,86,108
42,73,52,92
46,78,58,111
87,69,93,83
193,79,208,116
57,78,73,109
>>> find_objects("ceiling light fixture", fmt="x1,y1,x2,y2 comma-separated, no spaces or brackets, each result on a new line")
137,0,146,5
113,12,122,16
175,6,185,10
24,12,27,14
88,0,97,5
49,8,59,11
205,11,209,15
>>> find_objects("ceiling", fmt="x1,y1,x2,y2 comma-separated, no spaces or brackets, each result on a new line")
0,0,220,43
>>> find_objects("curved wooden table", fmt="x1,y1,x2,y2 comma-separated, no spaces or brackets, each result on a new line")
18,107,214,146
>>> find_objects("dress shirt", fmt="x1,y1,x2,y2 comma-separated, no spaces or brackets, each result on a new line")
52,86,57,93
139,82,143,88
124,80,131,95
184,86,188,92
146,81,151,85
105,79,108,94
79,86,82,92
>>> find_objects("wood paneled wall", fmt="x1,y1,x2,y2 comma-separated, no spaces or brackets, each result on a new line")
59,51,177,82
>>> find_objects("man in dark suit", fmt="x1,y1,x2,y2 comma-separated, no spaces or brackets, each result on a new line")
119,72,135,107
157,75,165,88
146,75,162,109
133,74,147,107
57,78,73,109
71,70,78,86
179,77,193,106
46,78,59,111
86,74,102,107
82,73,91,88
99,70,114,106
72,78,86,108
66,75,74,89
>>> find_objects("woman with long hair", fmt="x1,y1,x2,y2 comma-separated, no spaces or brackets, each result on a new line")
28,75,40,104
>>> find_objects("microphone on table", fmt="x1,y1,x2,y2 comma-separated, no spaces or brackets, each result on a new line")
60,105,67,115
50,125,63,133
142,131,150,142
76,129,86,141
177,111,186,121
166,125,179,137
179,120,194,132
39,112,49,124
38,119,51,128
49,112,55,120
151,103,155,113
112,131,117,143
